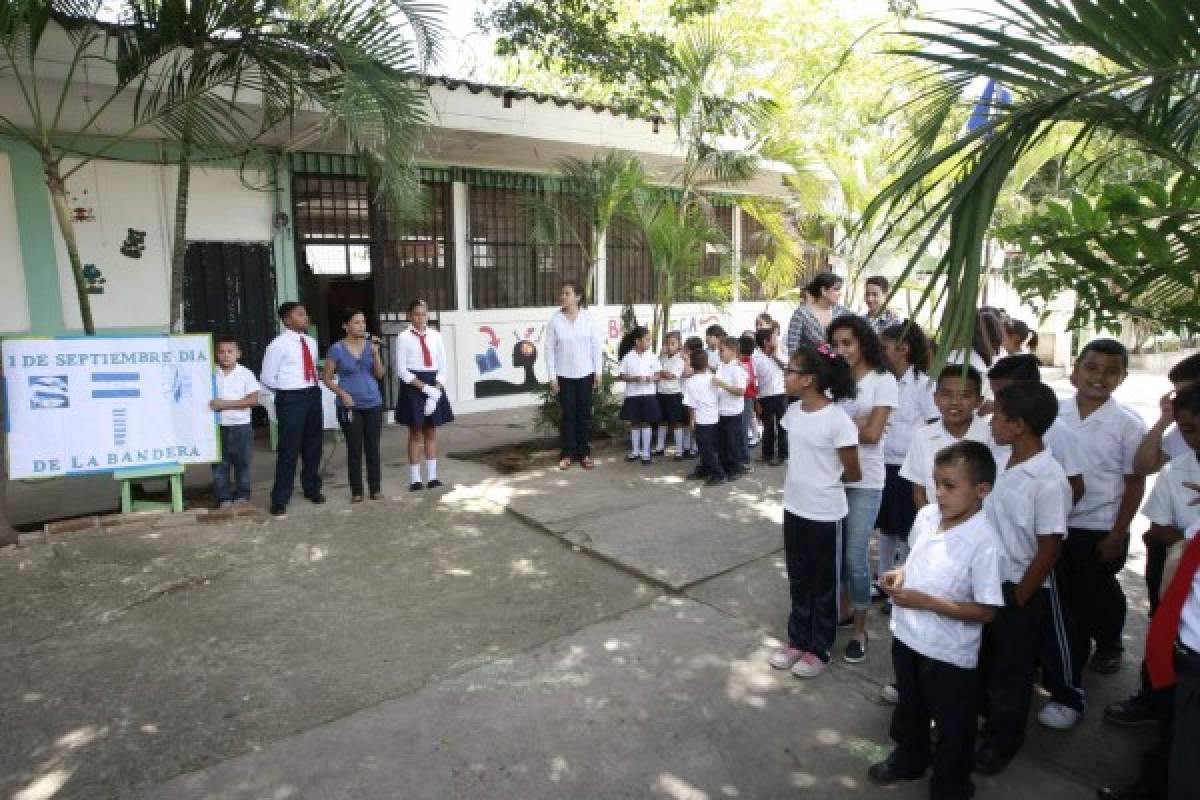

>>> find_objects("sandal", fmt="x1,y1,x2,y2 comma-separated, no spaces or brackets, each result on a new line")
558,456,572,470
580,455,595,470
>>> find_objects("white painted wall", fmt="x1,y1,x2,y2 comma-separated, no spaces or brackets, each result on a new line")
0,154,31,334
50,160,272,330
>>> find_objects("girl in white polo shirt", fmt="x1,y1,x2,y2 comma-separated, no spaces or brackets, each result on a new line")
616,326,663,465
768,343,861,679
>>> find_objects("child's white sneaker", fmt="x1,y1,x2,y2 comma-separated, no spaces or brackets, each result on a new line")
1038,702,1082,729
880,683,899,704
791,652,827,678
769,646,804,670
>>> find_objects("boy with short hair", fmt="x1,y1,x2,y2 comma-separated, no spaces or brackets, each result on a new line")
704,324,726,374
901,364,992,508
209,336,260,508
1056,338,1147,677
974,382,1075,773
869,440,1004,799
683,349,725,487
712,336,749,480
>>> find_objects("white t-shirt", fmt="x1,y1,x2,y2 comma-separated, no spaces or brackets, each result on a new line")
658,352,685,394
891,506,1005,669
1059,396,1148,530
1178,521,1200,652
780,402,859,520
1164,426,1189,461
619,350,661,398
1142,451,1200,536
900,416,994,500
214,364,259,426
715,361,748,416
752,350,786,398
990,419,1085,478
984,449,1072,585
683,373,720,426
885,367,939,465
704,347,720,373
838,369,899,489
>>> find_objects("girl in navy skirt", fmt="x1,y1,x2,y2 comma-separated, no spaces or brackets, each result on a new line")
617,325,663,465
394,299,455,491
655,331,687,459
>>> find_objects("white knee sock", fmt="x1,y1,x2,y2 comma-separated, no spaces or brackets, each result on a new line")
409,464,421,483
656,426,667,451
683,428,694,451
673,427,684,454
879,533,899,574
425,459,437,481
630,428,641,454
640,427,652,457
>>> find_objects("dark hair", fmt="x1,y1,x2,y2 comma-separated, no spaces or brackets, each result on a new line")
865,275,889,293
406,299,427,313
1004,318,1038,353
994,381,1058,437
738,333,756,357
705,324,726,339
689,348,709,372
1168,353,1200,385
881,321,931,376
277,301,303,321
618,325,650,360
342,308,366,325
664,330,682,346
720,335,740,353
806,271,843,299
827,314,886,372
214,334,241,348
754,328,776,351
1079,338,1129,371
934,440,997,487
560,281,585,306
988,354,1041,383
791,345,857,402
1175,382,1200,417
935,363,984,395
755,312,776,329
972,311,998,367
684,336,704,352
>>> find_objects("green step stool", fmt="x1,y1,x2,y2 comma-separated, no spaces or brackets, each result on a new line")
113,465,186,513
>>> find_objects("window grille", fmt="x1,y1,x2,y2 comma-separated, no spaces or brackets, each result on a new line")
375,182,456,315
605,216,655,306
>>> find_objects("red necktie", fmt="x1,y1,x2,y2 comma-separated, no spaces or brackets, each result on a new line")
415,331,433,368
1146,534,1200,688
300,336,316,384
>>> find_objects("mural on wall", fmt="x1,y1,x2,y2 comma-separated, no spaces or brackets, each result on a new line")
70,189,95,222
474,325,545,398
601,311,721,359
82,264,106,294
120,228,147,259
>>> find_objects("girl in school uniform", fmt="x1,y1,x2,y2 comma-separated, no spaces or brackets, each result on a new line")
655,331,688,460
394,299,455,491
878,321,938,578
768,343,862,678
680,337,706,458
828,314,899,664
753,327,788,466
617,326,663,465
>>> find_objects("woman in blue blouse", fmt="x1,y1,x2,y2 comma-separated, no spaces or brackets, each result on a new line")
322,309,386,501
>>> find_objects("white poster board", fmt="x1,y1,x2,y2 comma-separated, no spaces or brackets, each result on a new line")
3,335,219,478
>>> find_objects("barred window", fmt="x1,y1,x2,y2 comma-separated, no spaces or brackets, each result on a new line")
741,210,770,301
605,216,655,306
293,174,373,278
684,204,734,302
375,183,456,314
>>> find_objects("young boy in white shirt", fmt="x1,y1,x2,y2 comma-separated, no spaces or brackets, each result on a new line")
975,382,1075,774
712,337,749,480
869,440,1004,798
209,336,260,508
683,350,725,487
901,364,991,508
1056,339,1148,678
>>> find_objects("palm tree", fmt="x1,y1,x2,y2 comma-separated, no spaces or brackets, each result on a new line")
737,197,811,312
524,151,645,305
118,0,442,332
859,0,1200,354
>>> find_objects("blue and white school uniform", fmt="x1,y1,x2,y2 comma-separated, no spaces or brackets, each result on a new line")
394,326,455,427
619,350,662,423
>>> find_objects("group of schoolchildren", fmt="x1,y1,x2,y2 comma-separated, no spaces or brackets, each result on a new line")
616,305,1200,800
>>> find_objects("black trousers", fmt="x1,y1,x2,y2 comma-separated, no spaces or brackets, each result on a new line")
1058,527,1129,677
271,387,323,508
759,394,788,461
888,638,979,800
558,375,594,459
694,423,724,480
337,406,382,497
1135,646,1200,799
717,413,744,474
1146,533,1168,616
783,511,841,662
979,583,1047,755
1037,575,1086,712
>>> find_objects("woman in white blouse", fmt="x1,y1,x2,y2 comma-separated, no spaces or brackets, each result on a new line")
394,299,454,491
544,281,605,470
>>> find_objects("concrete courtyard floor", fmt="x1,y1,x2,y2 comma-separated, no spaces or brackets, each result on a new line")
0,371,1172,800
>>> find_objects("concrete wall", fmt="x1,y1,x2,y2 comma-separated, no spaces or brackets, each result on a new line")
0,153,32,334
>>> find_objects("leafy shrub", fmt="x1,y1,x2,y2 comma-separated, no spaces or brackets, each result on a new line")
535,363,624,441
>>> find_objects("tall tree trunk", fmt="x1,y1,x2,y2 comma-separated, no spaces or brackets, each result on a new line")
169,142,192,333
45,158,96,335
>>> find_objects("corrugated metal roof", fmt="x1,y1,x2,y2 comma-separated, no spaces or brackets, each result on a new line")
423,76,661,124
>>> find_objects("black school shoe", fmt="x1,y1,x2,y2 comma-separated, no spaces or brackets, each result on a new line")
270,505,287,518
686,469,708,480
844,634,868,664
1104,694,1158,727
867,760,924,786
704,476,726,487
409,481,424,492
305,492,326,504
973,743,1014,775
426,479,444,489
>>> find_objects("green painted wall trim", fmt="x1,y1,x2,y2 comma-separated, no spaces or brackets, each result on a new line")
0,139,67,336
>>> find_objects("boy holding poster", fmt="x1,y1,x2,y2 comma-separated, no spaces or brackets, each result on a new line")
210,336,259,508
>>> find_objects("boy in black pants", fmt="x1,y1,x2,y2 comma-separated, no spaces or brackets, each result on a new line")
870,441,1004,800
975,382,1073,774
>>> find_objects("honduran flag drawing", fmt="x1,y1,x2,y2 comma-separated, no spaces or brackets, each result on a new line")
90,372,142,399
